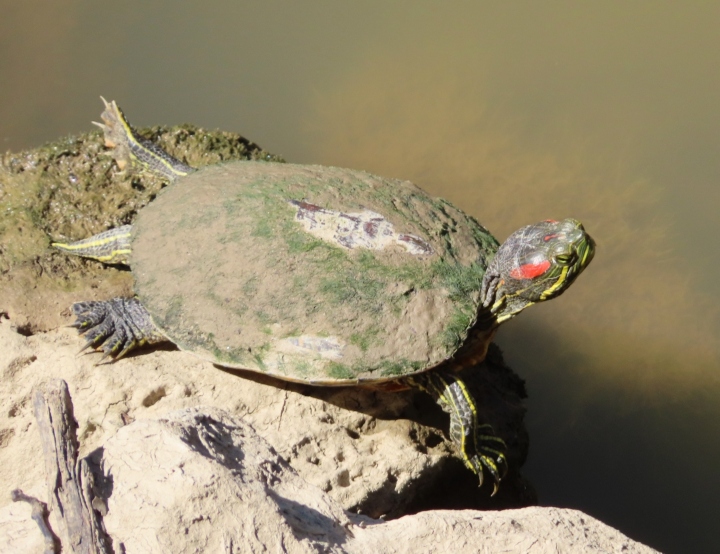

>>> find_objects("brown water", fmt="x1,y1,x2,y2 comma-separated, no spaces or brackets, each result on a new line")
2,2,719,552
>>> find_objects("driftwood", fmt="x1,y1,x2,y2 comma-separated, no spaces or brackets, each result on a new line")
10,488,58,554
31,379,112,554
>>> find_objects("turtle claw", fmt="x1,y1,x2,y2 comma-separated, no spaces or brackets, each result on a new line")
94,352,112,366
69,298,164,363
95,342,128,365
467,448,506,496
112,338,139,362
77,338,97,355
481,452,507,496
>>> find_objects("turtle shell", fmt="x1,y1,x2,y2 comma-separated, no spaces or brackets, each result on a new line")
131,162,499,383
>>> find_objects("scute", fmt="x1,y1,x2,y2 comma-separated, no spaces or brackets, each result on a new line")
131,162,499,383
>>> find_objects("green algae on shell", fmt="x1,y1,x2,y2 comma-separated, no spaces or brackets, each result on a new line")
131,162,500,382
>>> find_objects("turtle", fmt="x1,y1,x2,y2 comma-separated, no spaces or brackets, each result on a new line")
53,98,595,494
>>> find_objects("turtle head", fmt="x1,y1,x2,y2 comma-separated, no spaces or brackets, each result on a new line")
480,218,595,323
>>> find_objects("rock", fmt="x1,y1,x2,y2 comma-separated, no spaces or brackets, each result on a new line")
355,507,660,554
0,501,47,554
98,407,353,553
1,404,658,553
0,318,528,522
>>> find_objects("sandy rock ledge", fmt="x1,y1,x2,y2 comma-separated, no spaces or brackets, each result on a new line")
0,319,529,521
1,403,657,554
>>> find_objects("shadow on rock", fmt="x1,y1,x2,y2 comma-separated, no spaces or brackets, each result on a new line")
216,342,535,514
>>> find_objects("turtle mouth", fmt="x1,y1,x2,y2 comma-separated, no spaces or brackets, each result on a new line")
567,220,596,274
575,231,596,272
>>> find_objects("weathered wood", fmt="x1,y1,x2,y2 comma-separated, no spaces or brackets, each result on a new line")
32,379,112,554
10,488,59,554
79,458,112,550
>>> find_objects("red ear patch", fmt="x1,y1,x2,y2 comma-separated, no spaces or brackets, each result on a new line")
510,260,551,280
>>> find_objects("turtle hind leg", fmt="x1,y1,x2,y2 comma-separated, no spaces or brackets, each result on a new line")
407,371,508,495
94,97,195,181
72,298,166,362
52,225,133,265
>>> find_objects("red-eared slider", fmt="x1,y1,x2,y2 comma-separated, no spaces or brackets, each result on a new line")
54,99,595,494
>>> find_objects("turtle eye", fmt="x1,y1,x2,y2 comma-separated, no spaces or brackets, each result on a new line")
555,252,577,266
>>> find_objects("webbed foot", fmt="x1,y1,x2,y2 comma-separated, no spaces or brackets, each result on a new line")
408,371,508,495
93,97,195,181
71,298,165,362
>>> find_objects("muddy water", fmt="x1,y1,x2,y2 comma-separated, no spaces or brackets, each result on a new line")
2,2,718,552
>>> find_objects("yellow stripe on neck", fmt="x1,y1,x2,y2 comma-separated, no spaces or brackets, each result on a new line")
540,266,569,301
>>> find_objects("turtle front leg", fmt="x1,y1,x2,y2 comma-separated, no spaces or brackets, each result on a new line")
407,371,507,494
71,298,166,362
